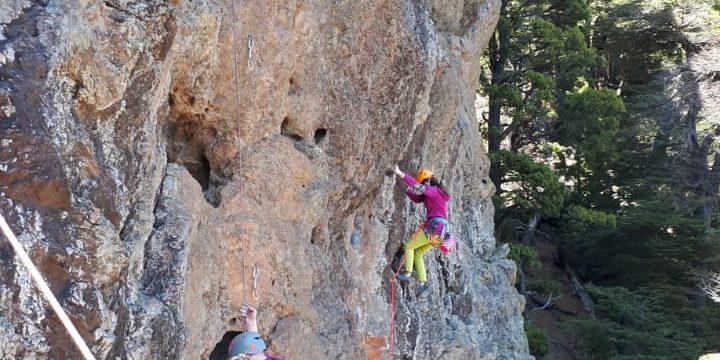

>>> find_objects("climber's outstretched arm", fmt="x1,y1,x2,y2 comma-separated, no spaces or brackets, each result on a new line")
394,165,424,202
241,305,258,332
393,165,405,178
395,165,419,186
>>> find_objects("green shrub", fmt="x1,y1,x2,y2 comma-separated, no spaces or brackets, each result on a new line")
508,243,541,270
528,278,563,297
525,323,550,356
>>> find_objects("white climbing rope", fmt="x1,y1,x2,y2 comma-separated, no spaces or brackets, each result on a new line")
0,212,96,360
229,0,259,307
229,0,247,306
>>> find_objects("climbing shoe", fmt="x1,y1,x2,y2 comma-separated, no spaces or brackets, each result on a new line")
416,283,428,296
397,273,412,283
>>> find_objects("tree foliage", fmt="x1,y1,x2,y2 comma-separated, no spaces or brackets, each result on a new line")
491,150,567,217
508,243,541,270
525,323,550,356
483,0,720,357
568,285,709,359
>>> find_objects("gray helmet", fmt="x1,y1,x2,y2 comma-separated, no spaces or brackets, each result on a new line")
228,331,267,357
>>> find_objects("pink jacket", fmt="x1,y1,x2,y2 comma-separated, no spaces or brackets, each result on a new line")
403,174,450,221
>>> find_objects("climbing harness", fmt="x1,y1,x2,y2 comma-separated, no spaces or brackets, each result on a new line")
0,213,96,360
439,233,457,254
425,218,457,253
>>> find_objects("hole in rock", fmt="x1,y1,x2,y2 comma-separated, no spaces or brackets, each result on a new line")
71,82,82,100
166,119,224,208
208,331,241,360
187,152,212,191
288,77,299,95
313,128,327,145
311,225,321,245
280,117,303,141
166,86,230,209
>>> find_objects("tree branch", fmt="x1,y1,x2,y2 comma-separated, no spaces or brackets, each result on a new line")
532,293,562,310
704,273,720,303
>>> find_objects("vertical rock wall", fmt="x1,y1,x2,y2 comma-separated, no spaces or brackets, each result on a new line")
0,0,531,359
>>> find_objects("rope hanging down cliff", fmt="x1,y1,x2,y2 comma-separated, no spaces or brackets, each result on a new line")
0,213,96,360
229,0,257,305
387,253,408,360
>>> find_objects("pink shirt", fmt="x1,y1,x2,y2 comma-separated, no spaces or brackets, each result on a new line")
403,175,450,220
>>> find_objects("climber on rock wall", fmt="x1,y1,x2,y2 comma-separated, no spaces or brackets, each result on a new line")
227,305,285,360
392,165,452,296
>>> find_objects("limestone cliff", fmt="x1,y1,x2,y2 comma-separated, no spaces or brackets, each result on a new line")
0,1,530,359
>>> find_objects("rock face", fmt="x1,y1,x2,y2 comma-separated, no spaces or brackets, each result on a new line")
0,1,531,359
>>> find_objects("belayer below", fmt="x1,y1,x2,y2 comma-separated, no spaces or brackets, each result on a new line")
392,165,452,296
227,305,285,360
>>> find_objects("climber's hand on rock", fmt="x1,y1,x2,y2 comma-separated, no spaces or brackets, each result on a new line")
240,305,257,321
393,165,404,177
240,305,258,332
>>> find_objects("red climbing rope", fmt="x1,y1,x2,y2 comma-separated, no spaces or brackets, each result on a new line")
387,224,424,360
387,256,406,360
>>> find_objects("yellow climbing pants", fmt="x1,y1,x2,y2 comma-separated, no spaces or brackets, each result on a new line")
403,229,434,283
